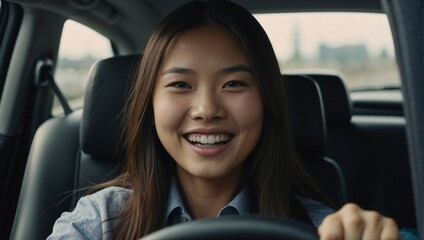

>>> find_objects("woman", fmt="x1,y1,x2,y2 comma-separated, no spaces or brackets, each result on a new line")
48,1,402,239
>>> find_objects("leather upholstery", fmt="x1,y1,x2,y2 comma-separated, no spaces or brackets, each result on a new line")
286,75,326,157
81,54,141,159
11,55,142,239
11,111,82,239
308,73,352,125
286,74,346,206
311,73,415,228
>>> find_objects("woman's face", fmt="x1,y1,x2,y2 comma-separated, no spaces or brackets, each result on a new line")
152,25,263,182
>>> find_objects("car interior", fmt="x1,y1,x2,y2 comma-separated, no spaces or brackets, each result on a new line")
0,0,422,239
12,54,348,238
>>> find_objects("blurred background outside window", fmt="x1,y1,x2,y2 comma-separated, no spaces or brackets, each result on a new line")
53,20,113,116
255,13,399,90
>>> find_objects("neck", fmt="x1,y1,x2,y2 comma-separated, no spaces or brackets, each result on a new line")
176,169,243,219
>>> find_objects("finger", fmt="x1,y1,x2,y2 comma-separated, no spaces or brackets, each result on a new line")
380,217,400,240
339,203,365,240
361,211,382,240
318,214,344,240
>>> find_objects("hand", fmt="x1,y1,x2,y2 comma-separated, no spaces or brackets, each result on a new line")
318,203,400,240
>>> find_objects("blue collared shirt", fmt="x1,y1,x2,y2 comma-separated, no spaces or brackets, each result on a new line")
165,178,251,226
164,177,334,228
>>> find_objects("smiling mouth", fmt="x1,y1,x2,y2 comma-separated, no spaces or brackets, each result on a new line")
184,134,233,146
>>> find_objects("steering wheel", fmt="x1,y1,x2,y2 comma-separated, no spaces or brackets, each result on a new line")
141,215,318,240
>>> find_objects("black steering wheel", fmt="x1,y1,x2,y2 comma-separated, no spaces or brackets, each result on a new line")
141,215,318,240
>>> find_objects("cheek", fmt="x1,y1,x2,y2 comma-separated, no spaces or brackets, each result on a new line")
152,95,187,133
227,92,263,130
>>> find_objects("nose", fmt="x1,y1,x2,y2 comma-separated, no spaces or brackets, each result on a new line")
190,89,226,121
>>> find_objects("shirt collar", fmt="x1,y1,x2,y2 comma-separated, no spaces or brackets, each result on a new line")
164,177,250,226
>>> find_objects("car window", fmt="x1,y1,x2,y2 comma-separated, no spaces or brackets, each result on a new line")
254,13,399,91
53,20,113,116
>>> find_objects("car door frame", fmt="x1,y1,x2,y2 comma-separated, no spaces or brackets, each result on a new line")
0,3,66,238
382,0,424,237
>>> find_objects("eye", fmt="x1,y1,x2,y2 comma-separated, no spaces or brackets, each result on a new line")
223,80,246,88
166,81,191,89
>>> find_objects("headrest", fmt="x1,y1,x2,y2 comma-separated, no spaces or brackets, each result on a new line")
80,55,141,159
286,75,326,157
307,73,352,125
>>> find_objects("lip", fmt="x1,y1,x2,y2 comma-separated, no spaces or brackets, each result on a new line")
183,128,234,157
190,143,229,157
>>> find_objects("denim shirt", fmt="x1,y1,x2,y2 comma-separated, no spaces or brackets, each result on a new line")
165,178,252,226
47,185,418,240
165,178,333,227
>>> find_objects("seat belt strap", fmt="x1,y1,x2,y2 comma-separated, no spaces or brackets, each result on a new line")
34,58,73,115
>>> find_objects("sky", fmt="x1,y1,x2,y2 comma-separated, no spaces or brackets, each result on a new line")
57,20,113,60
255,12,395,61
57,12,395,62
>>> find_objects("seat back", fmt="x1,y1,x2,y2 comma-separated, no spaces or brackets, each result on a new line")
285,74,347,206
310,72,416,228
77,55,141,190
12,55,346,239
11,55,141,239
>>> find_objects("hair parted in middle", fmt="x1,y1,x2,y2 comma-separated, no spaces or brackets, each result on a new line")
99,1,331,239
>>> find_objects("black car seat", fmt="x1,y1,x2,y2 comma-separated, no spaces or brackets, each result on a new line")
309,73,416,228
285,74,347,207
11,55,346,239
11,55,141,239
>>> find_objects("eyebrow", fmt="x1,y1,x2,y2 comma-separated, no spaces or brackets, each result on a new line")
160,65,253,76
160,67,195,76
220,65,253,74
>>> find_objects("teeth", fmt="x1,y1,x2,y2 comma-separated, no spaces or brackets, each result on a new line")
187,134,231,145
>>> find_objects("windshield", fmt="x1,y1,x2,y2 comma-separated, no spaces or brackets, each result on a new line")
254,12,400,90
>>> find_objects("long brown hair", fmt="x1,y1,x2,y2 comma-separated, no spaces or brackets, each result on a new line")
101,0,331,239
